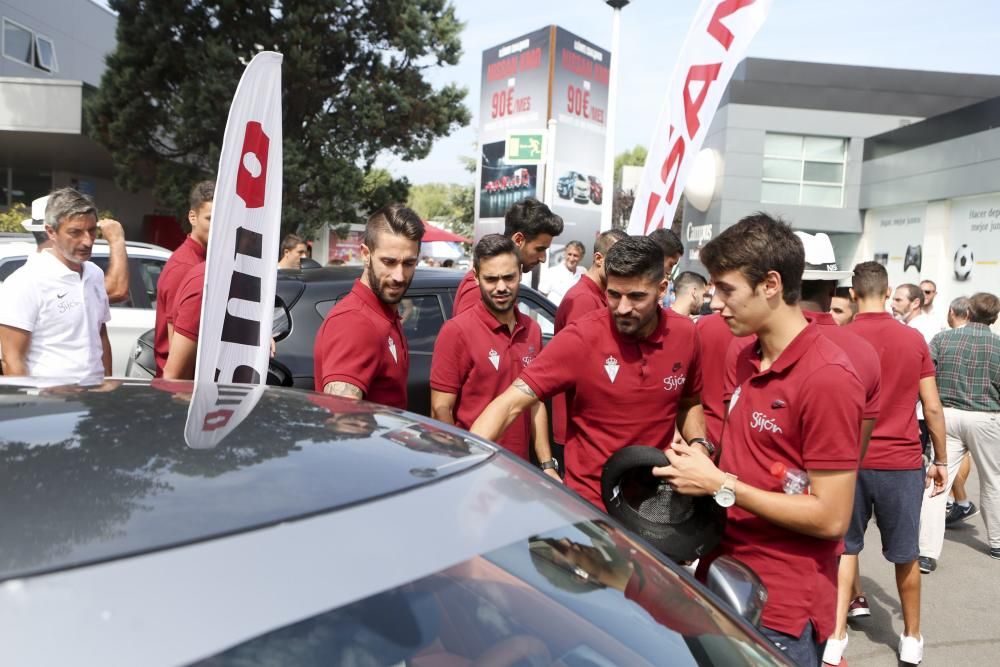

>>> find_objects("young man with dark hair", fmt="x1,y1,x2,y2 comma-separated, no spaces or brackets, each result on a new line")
670,271,708,317
430,234,554,472
154,180,214,376
472,235,707,509
277,233,308,270
830,286,856,326
452,197,564,315
655,213,865,667
919,291,1000,567
833,260,946,665
312,205,425,408
648,227,684,281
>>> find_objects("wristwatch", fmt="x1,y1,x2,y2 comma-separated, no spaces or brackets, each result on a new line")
689,437,717,458
714,473,738,508
540,459,559,472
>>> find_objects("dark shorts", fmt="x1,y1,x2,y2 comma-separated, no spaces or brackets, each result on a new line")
844,468,924,563
760,622,822,667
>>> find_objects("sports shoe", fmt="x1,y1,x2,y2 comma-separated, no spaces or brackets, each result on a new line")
847,594,871,618
898,633,924,664
946,501,979,526
822,633,848,665
989,547,1000,560
918,556,936,573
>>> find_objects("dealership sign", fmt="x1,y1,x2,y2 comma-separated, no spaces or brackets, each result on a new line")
186,51,282,448
629,0,772,235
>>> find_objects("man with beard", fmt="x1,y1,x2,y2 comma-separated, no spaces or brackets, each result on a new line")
670,271,708,318
312,205,425,409
451,197,563,316
0,188,111,378
471,236,708,509
430,235,555,474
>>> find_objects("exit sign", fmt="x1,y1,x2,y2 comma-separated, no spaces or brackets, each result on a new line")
506,132,545,162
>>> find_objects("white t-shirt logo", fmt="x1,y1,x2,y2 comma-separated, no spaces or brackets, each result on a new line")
604,356,620,383
488,348,500,370
387,336,397,363
751,410,783,434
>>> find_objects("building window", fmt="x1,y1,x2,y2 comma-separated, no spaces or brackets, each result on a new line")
761,133,846,208
2,18,57,73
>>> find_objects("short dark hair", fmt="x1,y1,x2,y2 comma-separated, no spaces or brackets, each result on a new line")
897,283,924,308
281,233,303,254
503,197,564,240
699,213,803,305
949,296,971,320
800,279,837,303
648,228,684,258
851,261,888,299
364,204,425,250
473,234,518,272
673,271,707,294
969,292,1000,325
594,229,628,257
604,235,664,284
565,240,585,254
189,180,215,211
834,286,853,300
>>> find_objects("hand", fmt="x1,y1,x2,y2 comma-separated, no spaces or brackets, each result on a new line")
270,337,276,358
926,464,947,496
654,441,726,497
542,468,563,483
97,219,125,244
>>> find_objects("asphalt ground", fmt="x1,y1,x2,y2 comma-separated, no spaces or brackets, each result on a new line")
841,465,1000,665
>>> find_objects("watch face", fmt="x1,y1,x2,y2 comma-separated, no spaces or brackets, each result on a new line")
714,488,735,508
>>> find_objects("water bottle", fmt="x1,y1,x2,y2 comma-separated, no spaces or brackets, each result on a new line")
770,462,809,494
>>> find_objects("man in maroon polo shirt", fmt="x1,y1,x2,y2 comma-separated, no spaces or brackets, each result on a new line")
313,205,424,410
154,180,214,376
430,235,556,475
162,261,207,380
551,229,628,456
452,197,563,316
471,235,709,509
695,312,735,446
825,261,946,666
656,214,865,667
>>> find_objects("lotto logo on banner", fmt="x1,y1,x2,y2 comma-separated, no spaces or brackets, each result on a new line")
186,51,282,448
628,0,772,235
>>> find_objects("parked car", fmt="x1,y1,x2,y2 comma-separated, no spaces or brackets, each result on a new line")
557,170,584,199
589,175,604,205
0,378,785,667
573,173,590,203
0,233,170,376
127,266,558,416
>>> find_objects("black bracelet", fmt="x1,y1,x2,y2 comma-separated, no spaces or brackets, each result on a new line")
689,437,717,458
932,461,948,467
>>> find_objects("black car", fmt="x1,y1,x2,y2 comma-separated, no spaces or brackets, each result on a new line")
0,379,783,666
272,266,558,415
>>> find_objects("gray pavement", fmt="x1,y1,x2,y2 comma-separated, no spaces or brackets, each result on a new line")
843,466,1000,665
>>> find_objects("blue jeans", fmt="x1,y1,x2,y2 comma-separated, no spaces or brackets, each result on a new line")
760,622,822,667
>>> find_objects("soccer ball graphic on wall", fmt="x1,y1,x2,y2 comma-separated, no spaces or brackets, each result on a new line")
954,244,974,281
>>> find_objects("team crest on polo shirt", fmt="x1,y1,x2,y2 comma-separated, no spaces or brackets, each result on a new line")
522,345,536,366
488,348,500,370
604,356,620,383
387,336,398,363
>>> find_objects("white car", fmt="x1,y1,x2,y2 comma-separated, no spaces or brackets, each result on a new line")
0,234,170,376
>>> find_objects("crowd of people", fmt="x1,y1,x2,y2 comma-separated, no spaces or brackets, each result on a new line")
1,187,998,667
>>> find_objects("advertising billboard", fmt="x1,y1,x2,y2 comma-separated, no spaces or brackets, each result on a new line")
949,194,1000,293
476,27,553,239
864,203,927,288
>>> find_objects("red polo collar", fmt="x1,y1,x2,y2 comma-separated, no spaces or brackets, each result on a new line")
746,322,819,376
473,298,527,336
350,280,400,324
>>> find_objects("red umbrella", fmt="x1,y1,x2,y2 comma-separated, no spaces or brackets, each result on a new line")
422,222,470,243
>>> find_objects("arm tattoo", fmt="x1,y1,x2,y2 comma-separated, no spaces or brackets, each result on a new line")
513,379,537,399
324,381,363,399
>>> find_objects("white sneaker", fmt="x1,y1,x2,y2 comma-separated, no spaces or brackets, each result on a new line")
898,634,924,664
822,633,848,665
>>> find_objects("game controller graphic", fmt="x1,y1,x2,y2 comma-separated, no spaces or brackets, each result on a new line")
903,244,922,273
954,244,974,281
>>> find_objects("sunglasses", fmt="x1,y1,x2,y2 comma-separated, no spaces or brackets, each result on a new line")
923,290,935,294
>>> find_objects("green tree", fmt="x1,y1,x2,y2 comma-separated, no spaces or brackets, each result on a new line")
0,203,29,233
614,145,647,187
407,182,473,240
87,0,471,239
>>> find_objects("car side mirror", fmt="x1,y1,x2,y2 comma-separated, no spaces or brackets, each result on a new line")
272,297,290,342
704,555,768,627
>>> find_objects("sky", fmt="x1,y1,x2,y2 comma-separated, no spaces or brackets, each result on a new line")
379,0,1000,186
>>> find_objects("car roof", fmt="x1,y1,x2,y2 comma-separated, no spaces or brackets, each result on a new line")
0,379,495,582
280,265,470,291
0,234,171,259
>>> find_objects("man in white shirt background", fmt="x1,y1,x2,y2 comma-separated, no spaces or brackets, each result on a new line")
920,280,949,332
539,240,584,306
0,188,111,379
893,283,943,345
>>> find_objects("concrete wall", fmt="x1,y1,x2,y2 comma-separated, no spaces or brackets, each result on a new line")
0,0,115,86
0,77,81,132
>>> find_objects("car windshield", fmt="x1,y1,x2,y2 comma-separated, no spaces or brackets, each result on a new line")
196,519,784,667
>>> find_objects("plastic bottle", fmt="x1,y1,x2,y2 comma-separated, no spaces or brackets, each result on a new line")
770,462,809,495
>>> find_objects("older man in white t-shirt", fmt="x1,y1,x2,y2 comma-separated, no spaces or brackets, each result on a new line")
538,240,584,306
0,188,111,379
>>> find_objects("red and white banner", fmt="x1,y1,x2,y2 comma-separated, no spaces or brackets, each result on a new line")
186,51,282,448
627,0,771,235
